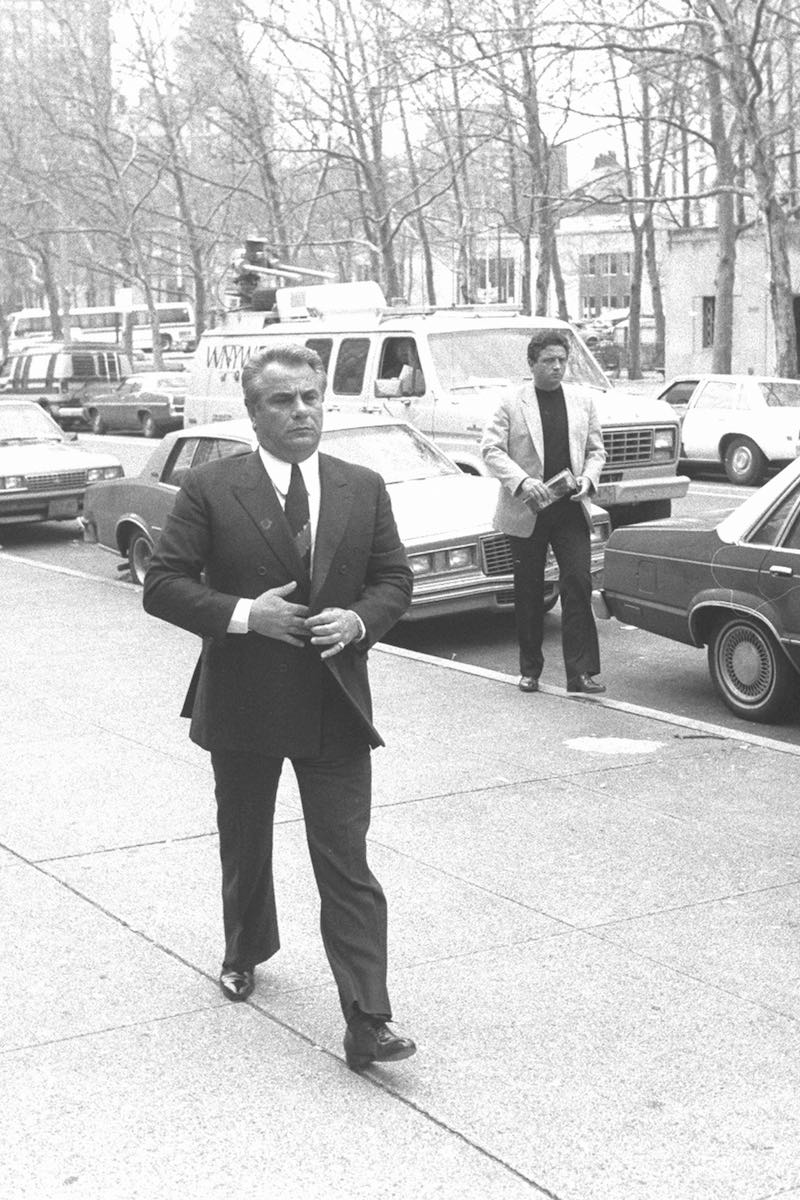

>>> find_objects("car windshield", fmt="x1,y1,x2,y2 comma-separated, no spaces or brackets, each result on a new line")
427,327,609,392
322,424,459,483
0,403,64,443
758,381,800,408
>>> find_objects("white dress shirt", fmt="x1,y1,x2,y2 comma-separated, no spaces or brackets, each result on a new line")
227,448,320,634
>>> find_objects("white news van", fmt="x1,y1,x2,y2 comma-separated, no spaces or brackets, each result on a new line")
185,282,689,525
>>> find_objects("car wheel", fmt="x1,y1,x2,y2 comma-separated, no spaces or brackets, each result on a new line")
542,590,559,613
723,437,766,486
140,412,158,438
127,531,154,585
90,411,106,435
160,333,173,351
707,614,798,722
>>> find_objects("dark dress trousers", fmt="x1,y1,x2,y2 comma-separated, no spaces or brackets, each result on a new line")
143,449,412,1018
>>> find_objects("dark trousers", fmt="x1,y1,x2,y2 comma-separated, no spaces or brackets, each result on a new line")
211,745,390,1021
509,499,600,681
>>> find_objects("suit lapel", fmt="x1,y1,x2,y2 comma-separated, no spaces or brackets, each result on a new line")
311,454,354,603
231,451,301,578
521,385,545,462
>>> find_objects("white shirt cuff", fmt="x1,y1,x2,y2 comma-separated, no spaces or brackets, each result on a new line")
351,612,366,642
228,597,252,634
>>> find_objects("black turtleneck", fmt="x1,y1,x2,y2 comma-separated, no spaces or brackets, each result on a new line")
535,385,570,482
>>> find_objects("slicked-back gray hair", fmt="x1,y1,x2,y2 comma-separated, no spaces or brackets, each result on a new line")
241,343,327,414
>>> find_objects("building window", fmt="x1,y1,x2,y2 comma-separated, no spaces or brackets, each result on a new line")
701,296,715,348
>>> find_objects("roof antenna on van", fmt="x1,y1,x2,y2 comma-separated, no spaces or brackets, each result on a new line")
223,237,336,313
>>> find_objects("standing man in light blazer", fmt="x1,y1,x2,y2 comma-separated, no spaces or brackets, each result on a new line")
481,331,607,695
143,344,416,1072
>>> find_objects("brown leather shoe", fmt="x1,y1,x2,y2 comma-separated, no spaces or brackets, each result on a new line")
343,1014,417,1071
518,675,539,692
567,674,606,694
219,969,254,1002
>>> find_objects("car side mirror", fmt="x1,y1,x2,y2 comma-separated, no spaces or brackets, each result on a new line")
375,379,402,399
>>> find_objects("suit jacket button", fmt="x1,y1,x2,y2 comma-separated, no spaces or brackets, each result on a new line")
338,564,348,574
257,566,267,576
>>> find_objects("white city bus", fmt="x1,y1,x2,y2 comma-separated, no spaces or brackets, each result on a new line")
6,302,196,355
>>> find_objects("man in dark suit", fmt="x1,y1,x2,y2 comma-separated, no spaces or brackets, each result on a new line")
481,331,607,695
143,344,416,1072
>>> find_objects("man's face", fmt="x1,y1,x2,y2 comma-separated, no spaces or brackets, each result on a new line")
530,343,569,391
248,362,324,462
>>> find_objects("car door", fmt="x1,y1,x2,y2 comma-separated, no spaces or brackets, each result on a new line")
102,379,138,429
681,378,741,459
753,486,800,670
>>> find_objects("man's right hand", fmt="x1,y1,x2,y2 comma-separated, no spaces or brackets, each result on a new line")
247,582,310,645
519,477,551,507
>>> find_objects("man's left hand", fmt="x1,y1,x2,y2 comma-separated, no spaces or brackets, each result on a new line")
305,608,362,659
570,475,592,501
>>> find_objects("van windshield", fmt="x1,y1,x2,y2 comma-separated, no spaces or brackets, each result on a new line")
427,328,609,392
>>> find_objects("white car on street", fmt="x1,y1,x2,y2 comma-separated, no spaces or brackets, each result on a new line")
0,400,123,524
659,374,800,485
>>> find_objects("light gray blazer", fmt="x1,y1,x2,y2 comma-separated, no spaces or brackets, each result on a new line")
480,382,606,537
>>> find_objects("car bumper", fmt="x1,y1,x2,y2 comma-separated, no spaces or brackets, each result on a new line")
404,560,604,621
596,473,689,508
0,490,84,523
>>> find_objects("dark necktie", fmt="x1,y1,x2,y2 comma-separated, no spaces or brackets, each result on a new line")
284,462,311,573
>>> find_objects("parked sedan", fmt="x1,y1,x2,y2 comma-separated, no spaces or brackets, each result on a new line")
82,412,610,618
0,400,123,524
597,457,800,722
658,374,800,484
82,372,187,437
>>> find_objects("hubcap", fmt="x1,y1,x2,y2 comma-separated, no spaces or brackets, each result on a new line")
731,446,752,475
719,625,773,703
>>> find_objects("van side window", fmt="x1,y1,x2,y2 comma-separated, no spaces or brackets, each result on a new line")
305,337,333,372
377,337,425,395
332,337,370,395
71,353,97,380
104,353,121,381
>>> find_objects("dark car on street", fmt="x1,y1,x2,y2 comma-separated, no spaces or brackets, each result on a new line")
597,457,800,723
81,372,187,437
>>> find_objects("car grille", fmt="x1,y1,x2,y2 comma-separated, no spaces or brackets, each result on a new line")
603,428,655,465
26,469,88,491
480,533,514,576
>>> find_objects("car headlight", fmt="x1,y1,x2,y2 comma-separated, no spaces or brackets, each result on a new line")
446,546,475,570
653,427,677,461
87,465,124,481
0,475,26,491
408,546,477,575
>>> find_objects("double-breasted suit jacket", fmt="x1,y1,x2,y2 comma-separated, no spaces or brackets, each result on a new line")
481,382,606,536
143,448,413,758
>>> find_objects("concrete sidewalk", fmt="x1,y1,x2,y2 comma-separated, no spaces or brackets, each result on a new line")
2,552,800,1200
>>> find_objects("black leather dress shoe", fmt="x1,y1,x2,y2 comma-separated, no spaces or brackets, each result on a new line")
219,969,255,1002
518,675,539,693
343,1015,417,1072
567,674,606,694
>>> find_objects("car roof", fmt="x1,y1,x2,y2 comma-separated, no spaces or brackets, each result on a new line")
717,455,800,543
669,373,800,385
181,408,403,442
